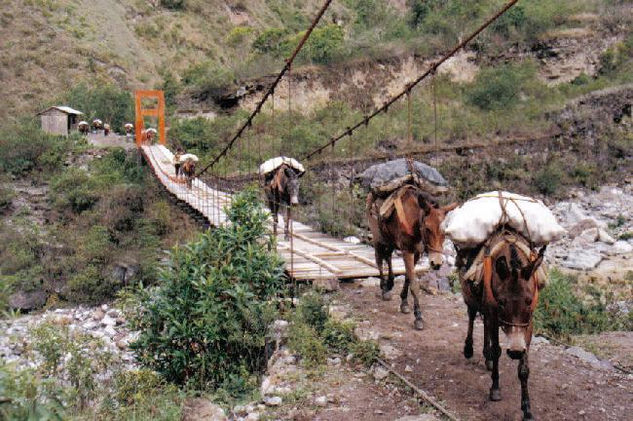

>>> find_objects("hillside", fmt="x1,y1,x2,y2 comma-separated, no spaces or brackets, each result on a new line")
2,0,632,123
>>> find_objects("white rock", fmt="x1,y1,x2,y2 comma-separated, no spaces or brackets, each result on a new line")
245,413,260,421
404,365,413,372
379,344,402,360
101,314,116,327
598,229,616,244
101,304,108,311
315,395,328,407
343,236,361,244
83,320,98,330
372,365,390,381
260,376,272,396
561,250,602,270
611,240,633,255
361,277,380,288
104,325,117,337
565,346,613,370
263,396,282,406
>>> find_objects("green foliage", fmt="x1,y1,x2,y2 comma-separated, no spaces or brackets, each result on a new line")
0,119,71,177
0,184,14,212
160,0,185,10
61,83,133,133
182,61,235,97
51,167,100,214
30,320,115,410
350,339,381,367
226,26,254,46
130,189,285,391
534,269,631,340
0,363,66,421
288,322,328,368
534,161,564,195
252,28,291,55
466,64,535,111
322,319,356,353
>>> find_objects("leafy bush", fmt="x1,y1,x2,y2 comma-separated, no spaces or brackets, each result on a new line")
252,28,291,55
182,61,235,98
0,363,66,420
161,0,185,10
534,161,564,195
288,322,328,368
303,24,345,64
130,189,285,390
0,119,69,176
51,168,100,214
534,269,631,339
226,26,254,46
61,83,133,133
466,64,534,111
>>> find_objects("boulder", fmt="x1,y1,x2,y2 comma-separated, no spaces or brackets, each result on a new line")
361,277,380,288
611,240,633,255
182,398,227,421
8,291,48,311
263,396,282,406
371,364,390,381
561,250,602,270
313,278,339,292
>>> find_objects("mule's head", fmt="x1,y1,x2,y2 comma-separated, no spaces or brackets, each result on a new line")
492,244,544,360
419,197,458,270
283,166,300,205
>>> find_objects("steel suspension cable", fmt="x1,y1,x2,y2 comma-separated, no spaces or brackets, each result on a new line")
303,0,521,161
195,0,334,178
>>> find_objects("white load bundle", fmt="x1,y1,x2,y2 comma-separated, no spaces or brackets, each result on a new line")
259,156,305,176
441,191,565,248
179,153,199,162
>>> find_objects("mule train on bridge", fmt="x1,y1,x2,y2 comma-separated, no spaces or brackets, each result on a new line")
132,1,574,418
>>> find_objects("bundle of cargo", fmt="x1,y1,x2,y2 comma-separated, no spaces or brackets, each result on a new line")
442,191,565,286
356,158,449,197
259,156,305,177
178,153,199,162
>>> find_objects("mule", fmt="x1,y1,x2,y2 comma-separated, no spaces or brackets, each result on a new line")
264,164,301,240
181,159,196,189
367,185,457,330
78,122,89,135
459,230,545,420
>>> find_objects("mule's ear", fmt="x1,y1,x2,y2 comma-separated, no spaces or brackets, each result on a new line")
521,246,546,281
495,256,510,280
417,194,432,213
442,202,459,213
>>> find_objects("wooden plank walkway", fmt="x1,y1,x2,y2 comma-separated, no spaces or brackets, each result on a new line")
141,144,428,281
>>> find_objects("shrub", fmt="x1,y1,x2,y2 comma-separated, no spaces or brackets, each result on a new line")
226,26,254,46
160,0,185,10
252,28,290,55
61,84,133,133
288,322,327,368
0,119,69,176
130,189,285,390
534,161,564,195
466,64,534,111
304,24,345,64
51,167,100,214
182,61,235,98
534,269,630,339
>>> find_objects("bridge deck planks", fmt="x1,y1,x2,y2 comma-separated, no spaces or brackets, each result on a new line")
142,144,428,281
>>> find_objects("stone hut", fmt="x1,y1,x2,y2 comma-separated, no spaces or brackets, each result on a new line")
37,106,84,136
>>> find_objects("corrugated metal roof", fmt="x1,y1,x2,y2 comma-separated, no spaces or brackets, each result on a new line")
37,105,84,115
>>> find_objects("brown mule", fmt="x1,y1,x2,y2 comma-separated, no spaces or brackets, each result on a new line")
263,164,301,240
459,230,545,420
367,185,457,330
181,159,196,189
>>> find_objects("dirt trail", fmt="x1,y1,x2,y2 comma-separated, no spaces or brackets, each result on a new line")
337,279,632,421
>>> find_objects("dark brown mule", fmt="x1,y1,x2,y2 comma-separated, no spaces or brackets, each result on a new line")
459,231,545,420
367,186,457,330
264,164,301,240
181,159,196,189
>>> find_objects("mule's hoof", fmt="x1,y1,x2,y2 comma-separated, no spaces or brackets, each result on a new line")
400,302,410,314
382,291,393,301
485,359,494,371
414,319,424,330
522,412,534,421
463,343,473,359
489,388,501,401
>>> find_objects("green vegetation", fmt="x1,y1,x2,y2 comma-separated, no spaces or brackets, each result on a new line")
534,269,633,340
0,320,185,420
288,292,381,368
60,84,134,134
130,189,285,392
0,119,74,177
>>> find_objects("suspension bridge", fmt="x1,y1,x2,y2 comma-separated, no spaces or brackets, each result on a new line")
135,0,521,283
